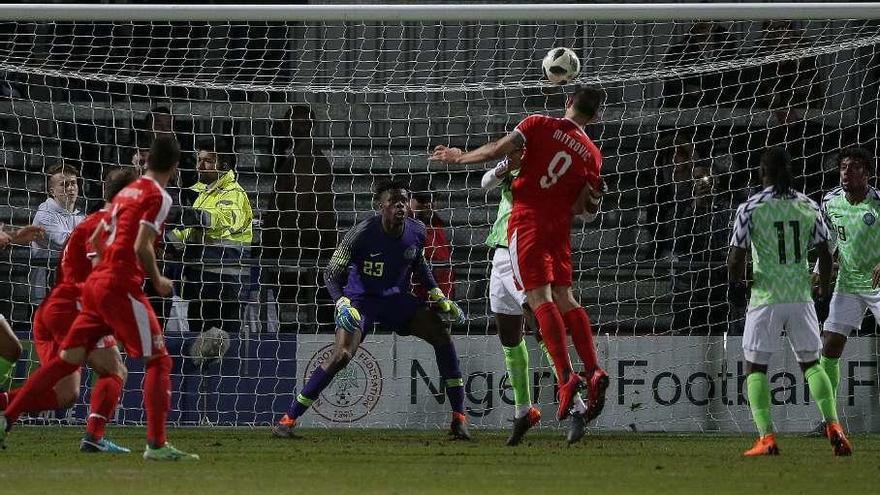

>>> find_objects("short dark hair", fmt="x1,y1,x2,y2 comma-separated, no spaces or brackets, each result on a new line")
148,134,181,173
373,178,409,203
103,167,138,202
570,85,605,120
45,163,78,191
198,139,236,170
761,147,793,194
838,146,873,175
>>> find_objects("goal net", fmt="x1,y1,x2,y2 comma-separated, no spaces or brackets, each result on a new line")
0,4,878,432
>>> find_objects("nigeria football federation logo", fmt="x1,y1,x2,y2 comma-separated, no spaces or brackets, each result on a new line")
306,344,383,423
865,212,876,226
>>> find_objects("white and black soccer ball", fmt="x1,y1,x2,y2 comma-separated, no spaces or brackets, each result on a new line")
542,47,581,85
188,327,231,368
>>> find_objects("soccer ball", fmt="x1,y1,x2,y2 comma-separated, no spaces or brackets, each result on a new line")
542,47,581,85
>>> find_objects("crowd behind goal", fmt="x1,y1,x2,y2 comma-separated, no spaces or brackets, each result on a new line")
0,7,877,459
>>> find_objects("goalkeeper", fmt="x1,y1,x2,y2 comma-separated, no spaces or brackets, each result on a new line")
273,179,470,440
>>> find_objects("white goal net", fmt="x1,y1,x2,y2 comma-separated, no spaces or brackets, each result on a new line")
0,4,878,432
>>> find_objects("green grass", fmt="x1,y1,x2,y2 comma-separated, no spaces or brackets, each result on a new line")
0,427,878,494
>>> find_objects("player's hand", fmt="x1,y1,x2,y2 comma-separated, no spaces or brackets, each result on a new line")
0,231,11,249
430,145,463,164
10,225,45,244
335,297,362,334
873,263,880,289
428,288,466,324
152,275,174,297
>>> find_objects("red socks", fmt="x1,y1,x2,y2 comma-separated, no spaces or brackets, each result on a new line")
533,302,573,382
564,307,599,373
3,358,79,423
86,374,124,441
144,355,172,448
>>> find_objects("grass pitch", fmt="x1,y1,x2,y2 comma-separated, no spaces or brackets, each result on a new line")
0,427,877,494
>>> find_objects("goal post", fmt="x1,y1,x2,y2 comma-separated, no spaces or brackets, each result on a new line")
0,3,878,432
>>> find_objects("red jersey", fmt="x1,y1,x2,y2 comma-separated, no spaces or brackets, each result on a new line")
50,209,107,300
511,114,602,230
413,216,455,299
92,176,172,286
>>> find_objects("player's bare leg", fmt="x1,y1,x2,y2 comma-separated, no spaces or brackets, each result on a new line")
409,308,469,440
81,346,130,453
525,285,581,421
274,326,361,438
553,285,608,428
496,313,540,446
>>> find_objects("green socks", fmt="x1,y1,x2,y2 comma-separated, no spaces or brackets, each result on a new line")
805,364,839,423
502,340,531,416
747,372,773,436
537,340,556,378
820,355,840,399
0,355,13,390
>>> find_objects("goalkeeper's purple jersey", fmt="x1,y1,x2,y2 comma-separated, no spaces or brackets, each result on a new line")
324,215,438,301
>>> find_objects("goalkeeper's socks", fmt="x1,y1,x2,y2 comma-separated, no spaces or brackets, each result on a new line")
563,307,599,373
746,372,773,437
86,374,124,441
805,364,839,423
144,355,172,448
502,340,532,417
434,342,465,414
3,357,78,423
287,365,334,418
533,302,573,382
820,355,841,399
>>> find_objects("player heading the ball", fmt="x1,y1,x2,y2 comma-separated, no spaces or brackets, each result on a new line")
431,85,609,439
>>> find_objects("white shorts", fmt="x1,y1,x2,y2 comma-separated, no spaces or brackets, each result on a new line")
489,247,526,316
825,291,880,337
743,303,821,365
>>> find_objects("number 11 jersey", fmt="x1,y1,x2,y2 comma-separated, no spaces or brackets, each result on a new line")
730,186,828,307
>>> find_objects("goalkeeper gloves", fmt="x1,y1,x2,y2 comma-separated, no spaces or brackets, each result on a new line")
335,297,362,334
428,288,466,324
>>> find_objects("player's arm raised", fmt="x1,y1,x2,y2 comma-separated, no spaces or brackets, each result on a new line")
481,150,521,191
432,132,523,165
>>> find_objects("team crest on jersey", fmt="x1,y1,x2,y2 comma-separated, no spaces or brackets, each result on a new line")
404,246,418,260
864,212,876,226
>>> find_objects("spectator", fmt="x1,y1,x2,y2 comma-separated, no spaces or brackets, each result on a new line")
408,178,455,299
662,22,737,108
131,105,197,189
637,133,701,261
29,164,84,306
262,105,336,332
668,163,733,334
170,140,254,333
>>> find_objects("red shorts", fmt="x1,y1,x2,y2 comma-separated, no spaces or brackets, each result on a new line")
508,220,573,291
62,277,166,359
33,294,116,364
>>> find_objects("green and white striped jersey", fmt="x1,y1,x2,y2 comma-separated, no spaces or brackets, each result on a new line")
821,186,880,295
730,186,829,307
